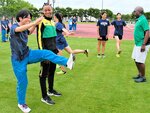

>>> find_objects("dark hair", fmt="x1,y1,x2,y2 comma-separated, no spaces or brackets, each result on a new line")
16,9,32,22
55,13,63,23
100,11,107,19
55,13,66,28
42,2,51,9
116,13,121,16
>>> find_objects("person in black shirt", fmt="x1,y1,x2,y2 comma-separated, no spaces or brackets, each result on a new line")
111,13,127,57
96,12,110,58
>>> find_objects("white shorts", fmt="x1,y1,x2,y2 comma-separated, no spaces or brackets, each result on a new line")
132,45,150,63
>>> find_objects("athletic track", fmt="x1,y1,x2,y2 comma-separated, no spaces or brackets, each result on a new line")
68,23,134,40
1,23,134,40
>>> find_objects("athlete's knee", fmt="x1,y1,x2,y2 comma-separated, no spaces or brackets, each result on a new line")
39,71,48,78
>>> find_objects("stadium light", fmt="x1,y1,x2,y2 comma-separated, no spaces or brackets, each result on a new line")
102,0,103,9
47,0,50,4
52,0,55,9
47,0,55,11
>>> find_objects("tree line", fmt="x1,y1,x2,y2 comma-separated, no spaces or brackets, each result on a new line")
0,0,150,21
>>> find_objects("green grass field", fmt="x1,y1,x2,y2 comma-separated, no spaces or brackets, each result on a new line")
1,35,150,113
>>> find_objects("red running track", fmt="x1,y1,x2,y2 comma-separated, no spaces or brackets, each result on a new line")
1,23,134,40
68,24,134,40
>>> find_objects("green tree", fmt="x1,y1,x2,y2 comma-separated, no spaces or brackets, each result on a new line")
0,0,16,6
66,7,72,17
88,8,94,16
54,7,67,17
72,9,78,16
93,8,100,19
87,8,113,20
78,8,84,21
145,12,150,20
0,0,38,18
121,14,132,21
100,9,113,18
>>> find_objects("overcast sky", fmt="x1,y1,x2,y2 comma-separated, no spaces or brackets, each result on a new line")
25,0,150,14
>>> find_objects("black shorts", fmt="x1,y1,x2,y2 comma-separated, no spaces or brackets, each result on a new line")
114,34,123,40
97,36,108,41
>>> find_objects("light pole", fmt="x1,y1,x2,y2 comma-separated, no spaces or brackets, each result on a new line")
47,0,50,4
47,0,55,11
102,0,103,10
52,0,55,9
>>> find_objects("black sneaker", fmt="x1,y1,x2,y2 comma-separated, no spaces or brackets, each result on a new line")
134,76,146,83
97,54,101,58
84,49,89,57
118,50,122,54
41,96,55,105
72,54,76,61
132,75,140,79
47,90,62,97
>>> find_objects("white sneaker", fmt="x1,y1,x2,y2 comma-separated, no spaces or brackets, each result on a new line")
67,54,75,70
97,54,101,58
18,104,31,113
102,54,106,58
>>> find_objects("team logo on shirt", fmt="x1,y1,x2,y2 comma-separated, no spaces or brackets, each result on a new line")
101,22,108,26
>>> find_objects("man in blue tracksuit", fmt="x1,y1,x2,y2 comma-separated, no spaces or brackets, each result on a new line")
68,16,73,31
72,16,77,32
1,16,7,42
10,9,74,113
